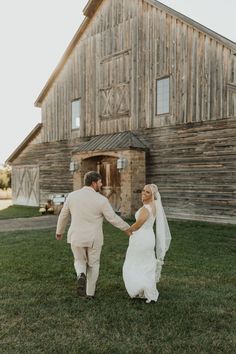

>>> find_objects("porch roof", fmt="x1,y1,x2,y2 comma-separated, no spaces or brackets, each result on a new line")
72,131,148,153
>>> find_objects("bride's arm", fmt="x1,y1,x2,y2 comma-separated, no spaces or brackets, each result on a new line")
129,207,149,232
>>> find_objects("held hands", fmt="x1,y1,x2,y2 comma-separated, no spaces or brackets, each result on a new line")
56,234,63,241
124,228,133,237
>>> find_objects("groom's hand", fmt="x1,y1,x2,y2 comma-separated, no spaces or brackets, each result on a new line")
124,228,132,236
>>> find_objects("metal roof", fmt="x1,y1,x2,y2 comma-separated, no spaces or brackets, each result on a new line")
72,131,148,153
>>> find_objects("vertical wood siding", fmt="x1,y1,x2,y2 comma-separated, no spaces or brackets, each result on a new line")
40,0,236,142
12,166,39,206
140,1,236,128
41,0,137,142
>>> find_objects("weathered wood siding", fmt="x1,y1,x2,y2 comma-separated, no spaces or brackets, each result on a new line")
12,165,39,206
139,0,236,128
11,0,236,222
11,140,75,205
40,0,236,143
41,0,138,142
141,116,236,223
11,115,236,219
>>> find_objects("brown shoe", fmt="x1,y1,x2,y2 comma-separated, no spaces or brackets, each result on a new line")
77,273,86,297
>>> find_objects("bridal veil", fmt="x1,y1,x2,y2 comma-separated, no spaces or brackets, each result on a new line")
149,184,172,282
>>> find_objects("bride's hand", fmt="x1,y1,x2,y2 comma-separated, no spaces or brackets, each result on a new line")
125,228,133,236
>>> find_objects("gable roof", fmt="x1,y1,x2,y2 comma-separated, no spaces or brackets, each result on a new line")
148,0,236,49
6,123,42,164
72,131,148,154
35,0,236,107
83,0,103,18
35,0,103,108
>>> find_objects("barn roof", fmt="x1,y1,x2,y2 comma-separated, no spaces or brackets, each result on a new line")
83,0,103,18
35,0,236,107
72,131,148,153
6,123,42,164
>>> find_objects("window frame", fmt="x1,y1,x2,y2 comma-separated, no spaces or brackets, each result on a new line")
155,76,171,116
71,98,81,130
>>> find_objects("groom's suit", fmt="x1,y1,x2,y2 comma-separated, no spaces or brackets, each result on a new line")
56,186,130,296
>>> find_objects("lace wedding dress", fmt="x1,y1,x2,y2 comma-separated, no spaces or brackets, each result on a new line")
123,204,159,303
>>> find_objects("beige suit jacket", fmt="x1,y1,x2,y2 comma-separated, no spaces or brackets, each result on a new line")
56,187,130,247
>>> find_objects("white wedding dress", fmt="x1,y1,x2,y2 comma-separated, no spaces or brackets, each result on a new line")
123,204,159,303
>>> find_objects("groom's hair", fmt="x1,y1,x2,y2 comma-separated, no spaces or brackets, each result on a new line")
84,171,102,186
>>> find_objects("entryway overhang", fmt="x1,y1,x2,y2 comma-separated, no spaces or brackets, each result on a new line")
71,131,149,217
72,131,148,153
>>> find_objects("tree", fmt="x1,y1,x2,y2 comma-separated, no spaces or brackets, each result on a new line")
0,165,11,189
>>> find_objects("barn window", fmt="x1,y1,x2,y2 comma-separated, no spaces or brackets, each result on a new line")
227,84,236,117
72,99,81,130
156,77,170,115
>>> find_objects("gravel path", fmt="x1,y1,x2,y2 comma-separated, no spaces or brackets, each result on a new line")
0,215,58,232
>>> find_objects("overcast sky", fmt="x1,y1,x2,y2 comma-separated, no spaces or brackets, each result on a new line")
0,0,235,165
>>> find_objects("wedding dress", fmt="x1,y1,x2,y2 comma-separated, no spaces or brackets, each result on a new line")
123,204,159,303
123,192,171,303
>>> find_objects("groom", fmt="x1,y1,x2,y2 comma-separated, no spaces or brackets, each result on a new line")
56,171,131,299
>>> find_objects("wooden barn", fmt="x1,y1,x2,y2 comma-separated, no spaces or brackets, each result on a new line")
7,0,236,223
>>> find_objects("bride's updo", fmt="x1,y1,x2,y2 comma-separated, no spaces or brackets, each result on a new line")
146,184,159,200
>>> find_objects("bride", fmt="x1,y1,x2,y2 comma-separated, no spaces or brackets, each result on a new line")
123,184,171,303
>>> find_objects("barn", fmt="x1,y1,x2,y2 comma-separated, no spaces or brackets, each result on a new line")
6,0,236,223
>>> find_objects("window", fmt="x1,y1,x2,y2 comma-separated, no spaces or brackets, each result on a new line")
156,77,170,115
227,84,236,117
72,99,81,129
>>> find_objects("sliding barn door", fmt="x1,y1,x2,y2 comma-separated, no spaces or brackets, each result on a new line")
12,165,39,206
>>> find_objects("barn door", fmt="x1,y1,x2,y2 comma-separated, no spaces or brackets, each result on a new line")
77,155,121,212
12,165,39,206
99,51,131,119
97,157,121,212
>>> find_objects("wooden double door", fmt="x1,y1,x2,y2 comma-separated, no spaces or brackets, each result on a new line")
12,165,39,206
82,156,121,212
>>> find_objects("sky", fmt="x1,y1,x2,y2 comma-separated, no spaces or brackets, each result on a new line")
0,0,235,165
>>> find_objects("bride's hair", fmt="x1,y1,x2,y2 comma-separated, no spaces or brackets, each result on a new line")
146,184,159,200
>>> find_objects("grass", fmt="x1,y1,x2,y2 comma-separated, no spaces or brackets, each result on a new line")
0,220,236,353
0,205,40,219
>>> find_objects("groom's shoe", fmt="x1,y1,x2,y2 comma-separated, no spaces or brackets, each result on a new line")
77,273,86,297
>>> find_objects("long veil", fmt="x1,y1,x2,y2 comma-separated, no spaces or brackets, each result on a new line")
155,192,171,282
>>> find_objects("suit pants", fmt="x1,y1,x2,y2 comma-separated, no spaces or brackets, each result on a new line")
71,244,102,296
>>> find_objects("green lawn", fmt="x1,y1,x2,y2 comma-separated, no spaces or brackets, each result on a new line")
0,220,235,354
0,205,40,219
